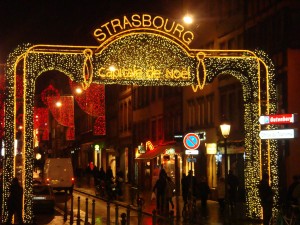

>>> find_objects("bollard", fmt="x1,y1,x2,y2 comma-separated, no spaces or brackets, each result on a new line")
70,194,74,224
126,205,131,225
64,192,68,221
152,209,157,225
106,201,110,225
77,196,81,225
85,198,88,225
91,199,95,225
115,205,119,225
137,203,142,225
169,210,174,225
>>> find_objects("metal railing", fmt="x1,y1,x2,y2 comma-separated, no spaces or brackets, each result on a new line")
61,188,175,225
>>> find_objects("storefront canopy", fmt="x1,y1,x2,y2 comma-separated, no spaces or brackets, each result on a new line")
135,142,182,160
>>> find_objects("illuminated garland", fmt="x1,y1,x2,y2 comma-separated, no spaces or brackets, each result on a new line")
41,84,60,106
3,37,278,223
34,107,49,141
69,80,105,117
69,80,106,135
93,33,198,86
93,116,106,136
47,96,75,140
4,43,32,223
193,49,278,218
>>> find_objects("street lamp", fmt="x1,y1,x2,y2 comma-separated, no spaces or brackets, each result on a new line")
220,120,231,221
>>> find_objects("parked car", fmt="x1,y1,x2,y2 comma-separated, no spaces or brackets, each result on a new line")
32,184,55,213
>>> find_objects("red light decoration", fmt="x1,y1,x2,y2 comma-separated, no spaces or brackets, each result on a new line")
93,116,106,135
69,80,105,117
47,96,74,140
69,80,106,135
66,127,75,140
41,84,60,106
34,107,49,141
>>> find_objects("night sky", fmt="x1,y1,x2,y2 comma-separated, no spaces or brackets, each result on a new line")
0,0,183,62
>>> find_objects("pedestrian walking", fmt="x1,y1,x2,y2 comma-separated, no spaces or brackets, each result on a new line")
216,177,226,212
187,170,197,203
287,175,299,205
258,173,273,225
153,169,167,215
6,177,23,225
166,176,175,209
228,170,239,210
199,176,210,208
106,166,114,181
116,168,124,198
0,175,3,218
181,173,188,207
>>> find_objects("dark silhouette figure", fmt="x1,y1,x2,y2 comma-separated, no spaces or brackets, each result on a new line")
0,176,3,218
6,177,23,225
116,169,124,197
106,166,114,181
86,162,98,187
187,170,198,202
228,170,239,210
258,173,273,225
181,173,189,207
98,167,106,182
287,175,299,205
153,169,167,214
105,166,115,200
199,176,210,208
166,176,175,209
217,177,226,212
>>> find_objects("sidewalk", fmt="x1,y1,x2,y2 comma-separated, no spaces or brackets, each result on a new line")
74,182,264,225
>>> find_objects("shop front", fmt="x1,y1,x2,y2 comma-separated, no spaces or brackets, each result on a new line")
135,141,182,192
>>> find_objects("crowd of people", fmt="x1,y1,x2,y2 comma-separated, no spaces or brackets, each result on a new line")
75,162,125,200
1,165,298,225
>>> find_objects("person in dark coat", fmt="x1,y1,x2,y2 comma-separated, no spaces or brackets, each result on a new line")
153,169,167,214
98,167,106,183
181,173,189,207
228,170,239,209
6,177,23,225
258,173,273,225
106,166,114,181
199,176,211,208
287,175,299,205
187,170,197,203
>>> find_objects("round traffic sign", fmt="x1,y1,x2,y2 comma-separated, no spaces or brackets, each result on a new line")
183,133,200,150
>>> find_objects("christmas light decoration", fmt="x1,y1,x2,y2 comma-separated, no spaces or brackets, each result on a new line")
3,20,278,223
41,84,60,106
34,107,49,141
69,80,106,135
47,96,75,140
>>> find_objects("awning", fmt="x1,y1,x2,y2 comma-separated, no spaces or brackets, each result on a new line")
135,142,182,160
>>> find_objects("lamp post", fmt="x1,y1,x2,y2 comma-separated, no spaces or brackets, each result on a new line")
220,121,231,222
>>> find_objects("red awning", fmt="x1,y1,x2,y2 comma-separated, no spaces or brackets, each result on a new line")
135,142,182,160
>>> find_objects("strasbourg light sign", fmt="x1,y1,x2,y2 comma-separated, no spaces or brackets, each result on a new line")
93,14,195,46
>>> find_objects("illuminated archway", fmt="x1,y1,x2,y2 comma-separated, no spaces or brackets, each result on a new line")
4,13,278,223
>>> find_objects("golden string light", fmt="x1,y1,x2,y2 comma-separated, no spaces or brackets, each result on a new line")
4,28,277,223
